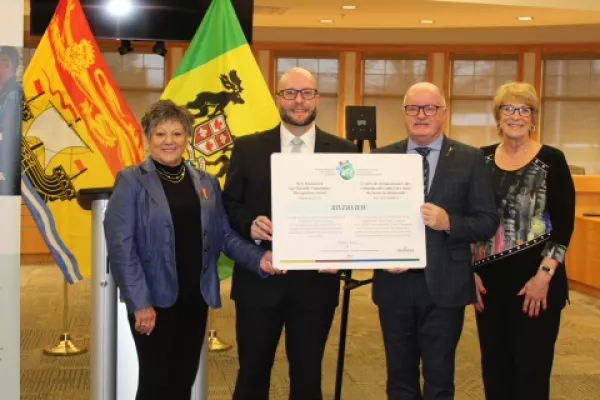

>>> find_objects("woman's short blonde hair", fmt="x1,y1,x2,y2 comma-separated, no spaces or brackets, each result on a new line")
492,81,539,126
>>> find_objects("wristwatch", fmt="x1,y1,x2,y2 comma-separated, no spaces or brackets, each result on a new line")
538,265,555,276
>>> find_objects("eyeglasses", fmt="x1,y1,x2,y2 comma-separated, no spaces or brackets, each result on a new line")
404,105,445,116
498,104,533,117
277,88,319,100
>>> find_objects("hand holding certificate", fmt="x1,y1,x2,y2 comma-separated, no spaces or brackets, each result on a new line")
271,153,427,270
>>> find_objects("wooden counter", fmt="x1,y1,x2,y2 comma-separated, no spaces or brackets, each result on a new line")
566,176,600,297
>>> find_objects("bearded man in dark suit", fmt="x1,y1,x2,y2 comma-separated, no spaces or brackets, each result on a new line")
223,67,358,400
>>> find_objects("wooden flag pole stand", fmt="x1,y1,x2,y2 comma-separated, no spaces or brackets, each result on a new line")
207,308,232,352
43,279,87,356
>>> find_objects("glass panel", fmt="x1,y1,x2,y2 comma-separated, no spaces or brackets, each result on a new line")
384,74,404,94
143,54,164,69
277,58,297,73
542,100,600,175
407,60,426,76
452,75,475,95
319,59,338,74
363,96,406,147
386,60,405,74
145,69,165,89
121,53,144,69
453,60,475,76
364,74,385,95
545,60,567,76
473,75,495,96
363,58,426,96
496,60,517,76
449,100,498,149
365,60,386,74
317,73,338,93
567,60,591,76
297,59,319,74
474,60,495,76
566,76,592,96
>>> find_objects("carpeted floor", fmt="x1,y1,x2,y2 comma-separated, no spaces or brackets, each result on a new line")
20,264,600,399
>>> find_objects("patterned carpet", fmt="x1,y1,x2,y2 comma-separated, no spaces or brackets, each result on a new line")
20,264,600,399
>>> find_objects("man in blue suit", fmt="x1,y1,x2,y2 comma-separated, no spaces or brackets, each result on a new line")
372,82,499,400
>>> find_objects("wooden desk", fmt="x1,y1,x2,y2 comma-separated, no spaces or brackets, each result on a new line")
566,176,600,297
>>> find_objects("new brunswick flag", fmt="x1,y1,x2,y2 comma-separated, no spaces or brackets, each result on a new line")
161,0,280,279
22,0,144,283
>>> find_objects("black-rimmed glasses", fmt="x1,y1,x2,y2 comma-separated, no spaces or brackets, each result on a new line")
498,104,533,117
277,88,319,100
404,105,445,116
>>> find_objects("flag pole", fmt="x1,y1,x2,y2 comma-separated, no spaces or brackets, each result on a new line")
43,278,87,356
207,308,232,352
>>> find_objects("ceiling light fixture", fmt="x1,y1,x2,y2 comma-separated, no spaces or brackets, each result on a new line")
420,20,434,24
341,5,357,10
107,0,133,16
320,19,335,23
517,16,533,21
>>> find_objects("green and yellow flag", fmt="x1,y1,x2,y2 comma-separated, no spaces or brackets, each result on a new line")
161,0,280,279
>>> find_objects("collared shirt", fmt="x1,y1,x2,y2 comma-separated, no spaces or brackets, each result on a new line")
280,123,316,153
407,133,444,193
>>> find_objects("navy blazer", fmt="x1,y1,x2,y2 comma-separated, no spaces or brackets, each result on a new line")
372,135,499,307
104,157,266,313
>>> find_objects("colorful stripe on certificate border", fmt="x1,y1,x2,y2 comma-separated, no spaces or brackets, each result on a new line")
279,259,421,264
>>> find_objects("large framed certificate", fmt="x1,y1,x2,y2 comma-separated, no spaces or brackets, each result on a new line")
271,153,426,270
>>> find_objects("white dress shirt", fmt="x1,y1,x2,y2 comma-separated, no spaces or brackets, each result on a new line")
280,123,316,153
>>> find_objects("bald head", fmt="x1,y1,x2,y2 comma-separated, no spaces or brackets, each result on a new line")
277,67,317,92
404,82,446,107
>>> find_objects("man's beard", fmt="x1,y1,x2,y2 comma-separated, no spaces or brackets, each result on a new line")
279,107,317,127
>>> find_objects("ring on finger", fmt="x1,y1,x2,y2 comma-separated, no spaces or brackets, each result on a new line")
254,220,260,227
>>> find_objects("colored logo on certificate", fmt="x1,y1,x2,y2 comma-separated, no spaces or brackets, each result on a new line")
336,160,355,180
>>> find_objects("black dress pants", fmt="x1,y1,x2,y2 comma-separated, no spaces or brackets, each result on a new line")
475,300,562,400
378,273,465,400
127,296,208,400
233,299,336,400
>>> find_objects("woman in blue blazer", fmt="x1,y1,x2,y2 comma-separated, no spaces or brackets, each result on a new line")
104,100,272,400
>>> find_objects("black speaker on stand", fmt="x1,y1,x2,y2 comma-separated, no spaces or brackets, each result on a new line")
335,106,377,400
345,105,377,152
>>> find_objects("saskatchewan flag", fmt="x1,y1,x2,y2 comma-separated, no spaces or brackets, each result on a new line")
161,0,280,279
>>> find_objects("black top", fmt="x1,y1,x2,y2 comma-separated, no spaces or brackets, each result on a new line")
154,159,203,303
473,144,575,309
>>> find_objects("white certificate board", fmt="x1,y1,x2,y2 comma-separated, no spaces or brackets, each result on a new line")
271,153,427,270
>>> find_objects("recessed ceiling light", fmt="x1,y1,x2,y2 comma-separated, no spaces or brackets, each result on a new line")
517,16,533,21
320,19,335,23
341,5,357,10
420,20,434,24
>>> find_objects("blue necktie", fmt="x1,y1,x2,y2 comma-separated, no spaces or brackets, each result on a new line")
414,147,431,196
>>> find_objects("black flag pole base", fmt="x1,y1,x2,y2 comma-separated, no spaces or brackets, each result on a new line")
334,270,374,400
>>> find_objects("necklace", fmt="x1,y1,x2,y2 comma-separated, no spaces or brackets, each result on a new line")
156,164,186,184
497,142,533,168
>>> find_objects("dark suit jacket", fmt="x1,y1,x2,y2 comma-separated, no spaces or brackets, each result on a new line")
372,135,499,308
222,125,359,308
104,158,266,313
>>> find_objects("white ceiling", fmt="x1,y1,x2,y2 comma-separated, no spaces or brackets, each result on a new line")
23,0,600,30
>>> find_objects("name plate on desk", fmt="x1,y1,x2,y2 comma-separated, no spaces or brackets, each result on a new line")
271,153,427,270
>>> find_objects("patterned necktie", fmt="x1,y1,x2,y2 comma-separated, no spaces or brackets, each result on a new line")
414,147,431,196
291,137,304,153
